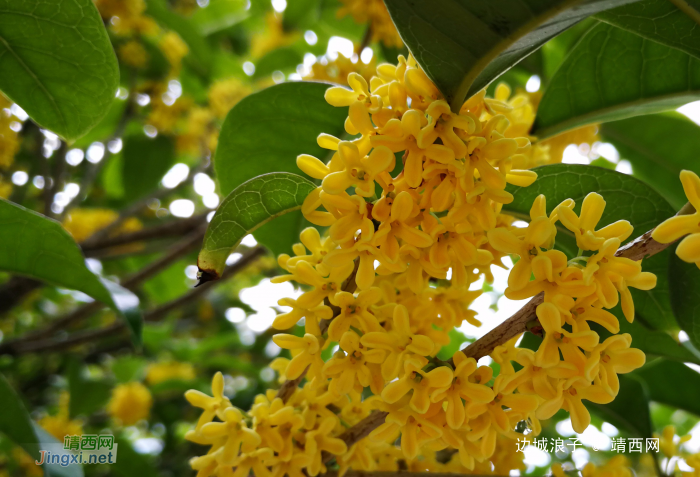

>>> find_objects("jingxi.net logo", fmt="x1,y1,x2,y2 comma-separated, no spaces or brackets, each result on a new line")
35,434,118,467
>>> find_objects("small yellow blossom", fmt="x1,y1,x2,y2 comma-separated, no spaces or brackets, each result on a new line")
38,392,83,441
146,361,196,385
118,40,149,68
107,382,153,426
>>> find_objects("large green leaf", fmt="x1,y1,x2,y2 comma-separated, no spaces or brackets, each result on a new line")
635,359,700,417
214,81,347,256
534,22,700,139
382,0,638,111
0,199,142,344
597,0,700,60
669,253,700,350
600,112,700,210
504,164,677,331
0,0,119,141
197,172,315,279
190,0,249,36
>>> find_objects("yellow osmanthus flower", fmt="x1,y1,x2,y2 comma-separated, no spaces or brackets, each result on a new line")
338,0,403,48
62,208,142,243
208,78,251,120
146,361,196,385
186,54,656,476
94,0,158,35
653,170,700,268
107,382,153,426
303,53,377,86
38,392,83,441
159,31,188,76
0,95,19,170
118,40,149,69
0,179,11,199
250,12,299,59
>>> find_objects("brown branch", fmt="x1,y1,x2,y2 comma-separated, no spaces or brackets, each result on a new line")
275,259,360,403
0,247,267,355
82,214,207,255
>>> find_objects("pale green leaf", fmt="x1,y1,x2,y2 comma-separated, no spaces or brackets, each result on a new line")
197,173,315,279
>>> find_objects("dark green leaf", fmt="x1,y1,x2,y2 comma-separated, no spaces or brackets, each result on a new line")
635,359,700,417
383,0,637,110
214,81,347,255
534,22,700,139
669,253,700,350
122,134,175,200
597,0,700,60
590,375,652,437
111,435,159,477
617,310,700,364
504,164,677,330
0,199,142,345
198,172,316,278
600,112,700,210
541,18,596,80
283,0,320,30
0,373,41,460
0,0,119,141
67,360,112,419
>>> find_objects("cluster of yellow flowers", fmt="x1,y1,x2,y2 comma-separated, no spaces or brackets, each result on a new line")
62,208,142,244
304,53,377,87
107,381,154,426
338,0,403,48
38,391,84,441
186,55,656,476
0,94,19,199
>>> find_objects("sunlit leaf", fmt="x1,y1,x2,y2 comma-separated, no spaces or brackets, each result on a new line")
214,81,347,255
197,172,315,279
0,0,119,141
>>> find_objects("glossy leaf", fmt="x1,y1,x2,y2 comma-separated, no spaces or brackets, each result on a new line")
0,0,119,141
635,359,700,417
191,0,249,36
597,0,700,60
253,47,304,80
214,81,347,255
504,164,677,330
534,22,700,139
669,253,700,350
198,173,315,279
383,0,638,110
601,112,700,210
0,199,142,344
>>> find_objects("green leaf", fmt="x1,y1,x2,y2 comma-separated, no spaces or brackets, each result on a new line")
111,435,159,477
669,253,700,350
383,0,637,111
597,0,700,60
0,0,119,141
534,22,700,139
504,164,677,331
0,373,41,460
541,18,596,80
590,375,652,438
145,0,214,76
198,172,315,278
253,46,304,80
122,134,175,200
283,0,321,31
214,81,347,255
33,425,85,477
600,112,700,210
635,359,700,417
191,0,249,36
0,199,142,345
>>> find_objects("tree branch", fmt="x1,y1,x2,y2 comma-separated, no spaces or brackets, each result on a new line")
0,247,267,355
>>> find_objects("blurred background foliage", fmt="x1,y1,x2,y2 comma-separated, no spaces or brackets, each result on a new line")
0,0,700,476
